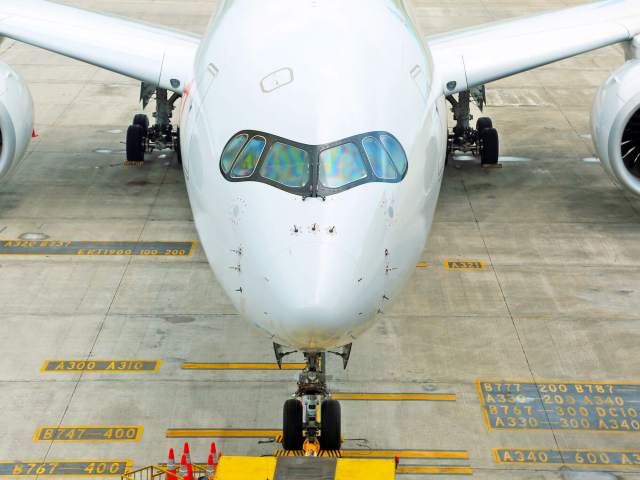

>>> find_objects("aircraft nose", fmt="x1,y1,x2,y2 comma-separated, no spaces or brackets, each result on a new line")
266,242,370,350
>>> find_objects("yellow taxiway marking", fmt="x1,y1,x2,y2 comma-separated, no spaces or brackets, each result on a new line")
332,393,456,402
416,262,431,268
396,465,473,475
34,426,143,442
166,428,282,439
494,448,640,468
0,240,195,256
0,461,131,476
182,362,306,370
444,260,486,270
42,360,161,373
273,450,469,460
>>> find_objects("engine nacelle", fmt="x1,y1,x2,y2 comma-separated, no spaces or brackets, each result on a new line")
0,62,34,180
591,59,640,194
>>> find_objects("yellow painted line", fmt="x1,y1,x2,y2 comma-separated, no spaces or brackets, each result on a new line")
181,362,305,370
166,429,281,439
34,426,143,442
342,450,468,460
273,450,469,460
444,260,486,270
333,393,456,402
42,360,162,373
416,262,431,268
396,465,473,475
0,461,131,476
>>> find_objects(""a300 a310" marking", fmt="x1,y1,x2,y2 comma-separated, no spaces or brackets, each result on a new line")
42,360,161,373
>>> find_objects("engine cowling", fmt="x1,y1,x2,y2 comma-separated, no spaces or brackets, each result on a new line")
0,61,34,181
591,59,640,194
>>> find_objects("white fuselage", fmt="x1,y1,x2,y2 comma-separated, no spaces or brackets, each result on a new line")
179,0,447,351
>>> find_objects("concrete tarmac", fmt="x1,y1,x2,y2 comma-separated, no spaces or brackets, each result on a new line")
1,1,639,479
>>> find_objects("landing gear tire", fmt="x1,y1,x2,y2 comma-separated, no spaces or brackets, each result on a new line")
282,399,304,451
476,117,493,134
126,124,145,162
133,114,149,137
480,127,499,166
320,399,341,451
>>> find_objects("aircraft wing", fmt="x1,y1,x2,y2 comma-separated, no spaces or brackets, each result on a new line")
428,0,640,95
0,0,200,94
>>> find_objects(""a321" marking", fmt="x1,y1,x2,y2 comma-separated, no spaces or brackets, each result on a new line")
34,426,143,442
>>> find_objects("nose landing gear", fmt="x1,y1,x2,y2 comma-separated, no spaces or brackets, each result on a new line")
125,85,181,163
446,87,500,167
280,352,343,452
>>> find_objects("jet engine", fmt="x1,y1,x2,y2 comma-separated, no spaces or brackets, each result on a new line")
591,59,640,195
0,61,33,181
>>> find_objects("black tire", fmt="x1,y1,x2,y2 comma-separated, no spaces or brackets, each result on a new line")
480,128,499,165
476,117,493,133
320,400,341,451
133,114,149,136
175,127,183,164
126,124,145,162
282,399,303,451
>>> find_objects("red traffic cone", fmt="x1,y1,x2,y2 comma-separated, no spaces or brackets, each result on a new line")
394,456,400,470
178,453,188,480
183,442,191,466
206,454,214,479
187,463,194,480
167,448,177,480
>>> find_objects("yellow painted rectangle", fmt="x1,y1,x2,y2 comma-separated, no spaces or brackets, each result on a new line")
42,360,161,373
416,262,430,268
34,426,143,442
214,456,275,480
181,363,305,370
0,461,131,476
397,465,473,475
444,260,486,270
166,429,281,439
332,393,456,402
335,459,395,480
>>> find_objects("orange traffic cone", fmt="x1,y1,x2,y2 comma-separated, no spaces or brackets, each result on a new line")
210,442,219,465
167,448,177,480
187,463,194,480
206,454,214,479
179,453,188,480
183,442,191,466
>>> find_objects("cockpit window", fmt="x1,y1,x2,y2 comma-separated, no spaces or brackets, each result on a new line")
319,143,367,189
260,142,310,188
221,134,248,173
230,135,266,178
380,134,408,177
220,130,408,197
362,136,398,180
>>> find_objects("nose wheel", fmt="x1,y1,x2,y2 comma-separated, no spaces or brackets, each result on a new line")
281,352,343,453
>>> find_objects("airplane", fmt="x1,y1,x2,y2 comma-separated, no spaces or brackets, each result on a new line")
0,0,639,452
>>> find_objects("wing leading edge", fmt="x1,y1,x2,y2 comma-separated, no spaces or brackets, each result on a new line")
0,0,200,93
428,0,640,95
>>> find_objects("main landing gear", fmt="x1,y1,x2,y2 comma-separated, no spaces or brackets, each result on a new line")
446,87,500,167
126,85,182,163
276,345,351,453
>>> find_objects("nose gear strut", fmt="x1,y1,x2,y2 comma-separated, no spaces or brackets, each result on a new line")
276,346,348,452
